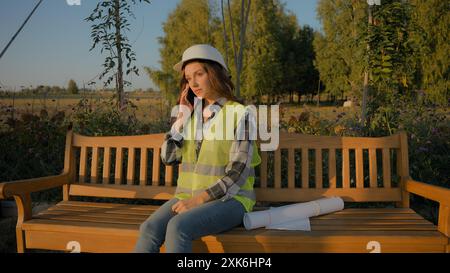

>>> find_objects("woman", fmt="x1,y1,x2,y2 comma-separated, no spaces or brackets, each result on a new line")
134,44,261,253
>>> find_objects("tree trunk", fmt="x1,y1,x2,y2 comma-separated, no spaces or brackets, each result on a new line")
228,0,251,99
221,0,229,69
361,4,373,126
317,78,321,107
114,0,125,110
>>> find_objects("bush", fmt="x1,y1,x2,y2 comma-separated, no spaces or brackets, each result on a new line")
0,98,171,203
282,97,449,224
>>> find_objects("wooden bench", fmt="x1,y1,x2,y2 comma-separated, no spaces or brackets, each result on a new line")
1,130,449,253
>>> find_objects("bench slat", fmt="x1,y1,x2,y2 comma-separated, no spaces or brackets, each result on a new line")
152,148,160,185
38,209,435,228
33,214,435,231
33,202,436,230
139,148,148,186
342,148,350,188
90,147,99,184
127,148,135,185
328,148,336,188
102,147,111,184
79,146,87,183
382,148,391,188
288,149,295,189
301,148,308,188
315,149,322,189
356,149,364,188
114,148,123,185
260,152,267,188
165,165,173,186
67,183,402,202
277,133,400,149
369,148,377,188
274,149,281,188
73,133,165,148
23,228,446,253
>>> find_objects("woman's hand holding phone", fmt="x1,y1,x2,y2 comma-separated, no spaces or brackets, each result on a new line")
173,84,194,133
179,84,194,113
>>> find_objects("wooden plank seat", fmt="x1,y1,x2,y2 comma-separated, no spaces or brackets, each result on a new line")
1,130,449,253
23,201,447,253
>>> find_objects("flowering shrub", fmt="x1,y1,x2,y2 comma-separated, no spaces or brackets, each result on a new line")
282,99,449,223
0,98,171,202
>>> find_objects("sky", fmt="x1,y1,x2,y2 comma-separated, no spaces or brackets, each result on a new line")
0,0,320,92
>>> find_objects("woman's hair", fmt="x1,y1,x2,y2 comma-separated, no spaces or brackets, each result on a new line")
177,59,239,105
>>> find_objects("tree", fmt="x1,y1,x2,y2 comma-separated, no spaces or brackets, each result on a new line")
314,0,366,101
220,0,300,102
410,0,449,105
221,0,252,99
366,0,416,92
85,0,150,110
240,0,284,102
153,0,318,104
144,67,174,103
148,0,219,105
68,79,79,94
292,25,319,103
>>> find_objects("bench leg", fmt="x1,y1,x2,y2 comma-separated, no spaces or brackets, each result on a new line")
13,194,31,253
395,190,410,208
15,228,26,253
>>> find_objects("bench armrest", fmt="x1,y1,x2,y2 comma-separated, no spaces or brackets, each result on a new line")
0,173,70,199
405,178,450,238
405,179,450,206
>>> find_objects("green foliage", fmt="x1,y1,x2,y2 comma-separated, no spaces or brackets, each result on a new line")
85,0,150,87
0,97,170,203
315,0,448,107
282,99,449,223
241,0,284,100
217,0,319,102
314,0,366,99
67,79,79,94
366,0,417,93
283,99,449,188
151,0,219,104
143,67,177,105
85,0,151,110
151,0,318,103
0,109,68,182
68,97,169,136
409,0,449,105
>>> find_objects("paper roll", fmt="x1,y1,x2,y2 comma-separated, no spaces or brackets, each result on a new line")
243,197,344,231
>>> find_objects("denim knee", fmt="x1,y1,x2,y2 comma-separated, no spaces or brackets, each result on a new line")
165,215,191,240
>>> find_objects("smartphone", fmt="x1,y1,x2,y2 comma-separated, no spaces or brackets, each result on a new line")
187,88,196,107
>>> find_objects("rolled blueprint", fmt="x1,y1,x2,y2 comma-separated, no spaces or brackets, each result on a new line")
243,197,344,231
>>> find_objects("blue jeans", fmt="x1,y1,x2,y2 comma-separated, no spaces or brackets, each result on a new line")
134,197,245,253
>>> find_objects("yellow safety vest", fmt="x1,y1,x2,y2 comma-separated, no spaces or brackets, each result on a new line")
174,100,261,212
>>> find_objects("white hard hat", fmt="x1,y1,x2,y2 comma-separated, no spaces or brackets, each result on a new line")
173,44,228,72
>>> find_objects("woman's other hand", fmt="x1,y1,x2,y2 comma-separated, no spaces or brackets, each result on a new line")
171,192,211,214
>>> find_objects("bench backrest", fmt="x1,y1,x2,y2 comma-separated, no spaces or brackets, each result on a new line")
63,131,410,204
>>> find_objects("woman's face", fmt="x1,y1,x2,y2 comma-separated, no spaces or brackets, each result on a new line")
184,62,213,99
